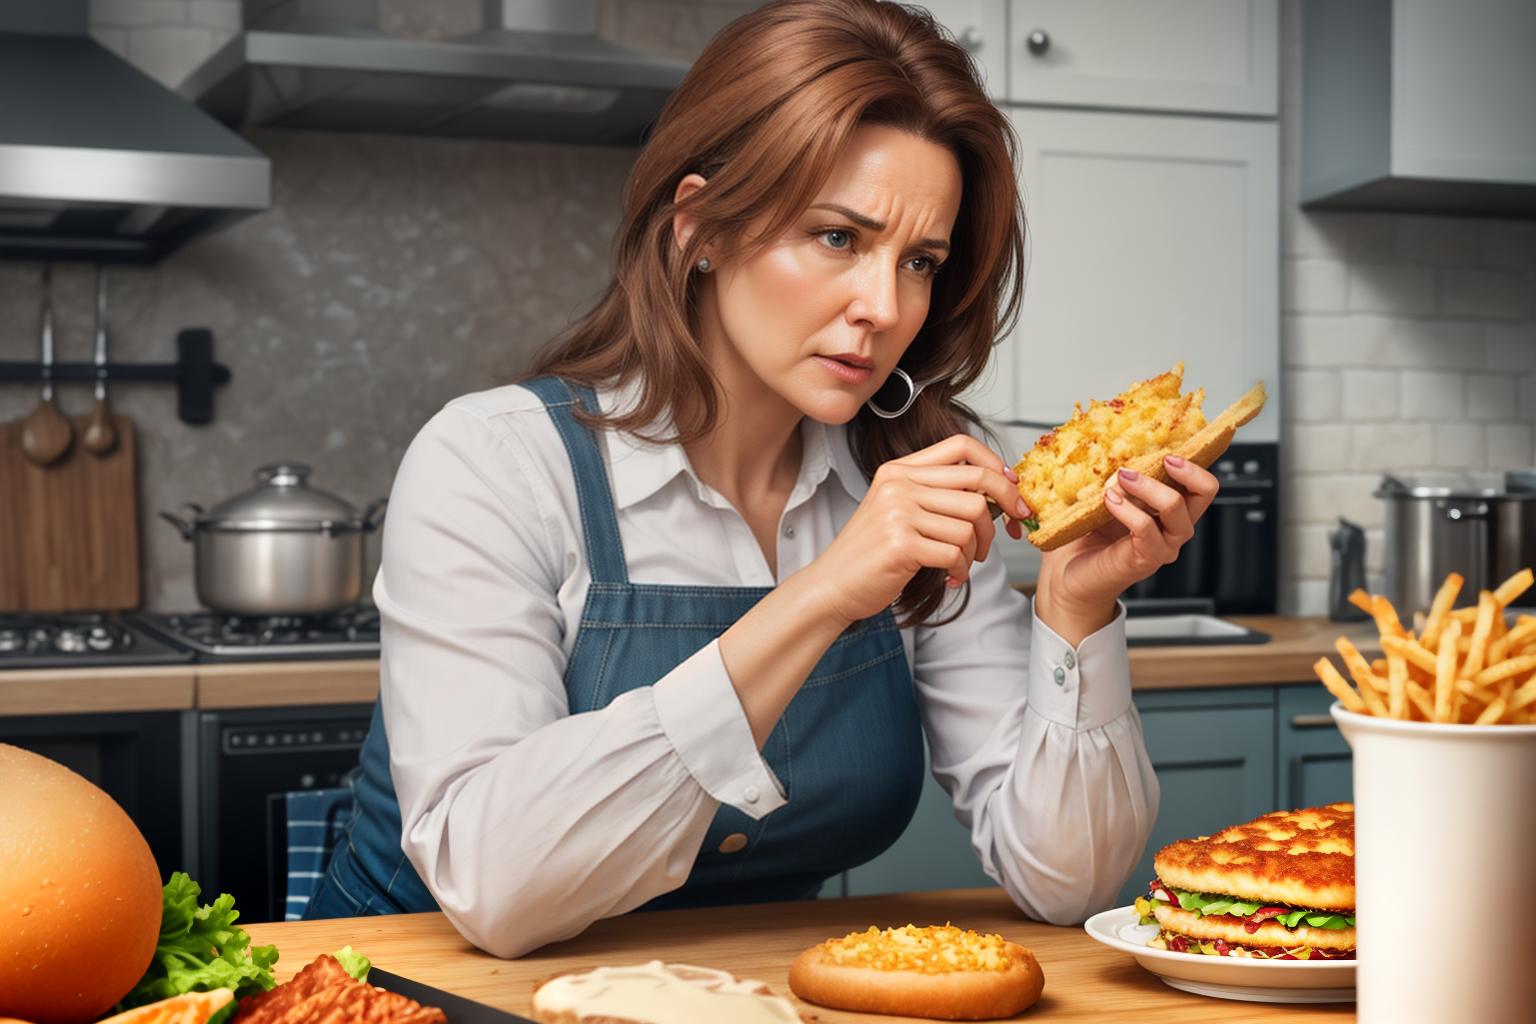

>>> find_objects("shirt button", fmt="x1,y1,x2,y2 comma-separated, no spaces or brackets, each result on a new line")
1053,666,1066,686
783,523,796,538
718,832,749,854
1065,651,1076,670
744,785,760,804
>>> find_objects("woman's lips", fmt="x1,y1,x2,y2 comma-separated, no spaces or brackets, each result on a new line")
814,354,873,384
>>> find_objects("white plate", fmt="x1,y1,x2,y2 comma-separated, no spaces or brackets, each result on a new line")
1083,905,1355,1004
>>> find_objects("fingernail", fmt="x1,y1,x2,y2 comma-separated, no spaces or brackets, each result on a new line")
1165,454,1186,468
1118,468,1140,483
946,576,963,588
1105,488,1124,505
1004,466,1019,483
1016,497,1029,517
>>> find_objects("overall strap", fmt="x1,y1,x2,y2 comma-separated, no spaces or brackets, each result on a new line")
522,377,630,585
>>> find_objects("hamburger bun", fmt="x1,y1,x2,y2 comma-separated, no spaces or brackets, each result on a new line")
1151,903,1356,952
0,745,163,1024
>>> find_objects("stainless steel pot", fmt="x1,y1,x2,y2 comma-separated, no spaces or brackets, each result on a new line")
1376,472,1536,613
160,463,387,615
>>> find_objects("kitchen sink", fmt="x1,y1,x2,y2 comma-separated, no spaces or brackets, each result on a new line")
1124,613,1270,647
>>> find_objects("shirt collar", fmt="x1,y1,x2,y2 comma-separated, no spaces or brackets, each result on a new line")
597,379,872,510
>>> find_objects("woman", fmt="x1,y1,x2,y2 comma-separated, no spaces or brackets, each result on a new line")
307,0,1217,957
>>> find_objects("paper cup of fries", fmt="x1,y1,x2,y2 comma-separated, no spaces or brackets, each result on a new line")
1321,570,1536,1024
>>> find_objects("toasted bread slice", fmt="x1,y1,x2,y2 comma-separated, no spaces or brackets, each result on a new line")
1019,375,1267,551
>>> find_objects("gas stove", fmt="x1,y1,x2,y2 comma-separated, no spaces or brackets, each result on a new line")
0,613,194,669
130,606,380,661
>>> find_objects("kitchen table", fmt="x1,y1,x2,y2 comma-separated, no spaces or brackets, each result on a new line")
244,887,1352,1022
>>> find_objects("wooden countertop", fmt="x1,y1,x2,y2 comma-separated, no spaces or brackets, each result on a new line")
245,888,1350,1022
0,617,1381,715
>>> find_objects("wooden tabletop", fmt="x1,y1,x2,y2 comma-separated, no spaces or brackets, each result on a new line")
244,888,1351,1023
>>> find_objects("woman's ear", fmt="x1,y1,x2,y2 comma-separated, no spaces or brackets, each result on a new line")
671,173,710,261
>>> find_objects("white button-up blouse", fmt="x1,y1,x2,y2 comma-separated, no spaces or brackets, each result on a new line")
373,380,1159,958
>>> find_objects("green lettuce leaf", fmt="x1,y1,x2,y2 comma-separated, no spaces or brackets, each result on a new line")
113,872,279,1014
1169,887,1353,930
332,946,371,982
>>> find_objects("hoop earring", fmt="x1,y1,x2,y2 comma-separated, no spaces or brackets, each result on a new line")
696,256,712,272
866,367,921,419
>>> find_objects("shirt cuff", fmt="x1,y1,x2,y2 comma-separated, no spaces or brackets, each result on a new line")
1026,600,1133,731
650,639,788,820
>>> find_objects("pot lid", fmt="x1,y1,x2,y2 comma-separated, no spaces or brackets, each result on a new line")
203,463,360,526
1376,471,1536,499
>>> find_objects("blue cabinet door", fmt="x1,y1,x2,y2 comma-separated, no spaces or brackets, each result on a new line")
842,738,996,897
1276,684,1353,810
1117,687,1277,906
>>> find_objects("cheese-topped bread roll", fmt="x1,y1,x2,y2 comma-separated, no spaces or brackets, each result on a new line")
788,924,1043,1021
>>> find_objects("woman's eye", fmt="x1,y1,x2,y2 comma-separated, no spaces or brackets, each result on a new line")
818,229,853,250
906,256,939,276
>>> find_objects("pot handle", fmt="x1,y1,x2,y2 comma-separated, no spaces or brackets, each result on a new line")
361,497,388,531
158,502,205,541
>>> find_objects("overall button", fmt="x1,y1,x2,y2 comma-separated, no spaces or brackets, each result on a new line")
783,523,796,538
1053,666,1066,686
743,785,760,804
718,833,749,854
1064,651,1076,670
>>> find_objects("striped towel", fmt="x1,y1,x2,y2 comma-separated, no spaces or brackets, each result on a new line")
283,783,356,920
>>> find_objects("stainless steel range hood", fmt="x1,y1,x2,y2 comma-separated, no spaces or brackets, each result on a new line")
181,0,690,145
0,2,271,262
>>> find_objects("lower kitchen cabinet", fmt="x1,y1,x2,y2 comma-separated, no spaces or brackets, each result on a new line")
1276,684,1354,810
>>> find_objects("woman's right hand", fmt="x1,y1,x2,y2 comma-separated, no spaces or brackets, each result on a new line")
802,435,1030,626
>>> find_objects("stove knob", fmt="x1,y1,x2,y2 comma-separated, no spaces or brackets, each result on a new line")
55,630,87,653
86,626,115,651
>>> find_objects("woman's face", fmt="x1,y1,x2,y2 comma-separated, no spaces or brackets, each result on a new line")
704,124,963,425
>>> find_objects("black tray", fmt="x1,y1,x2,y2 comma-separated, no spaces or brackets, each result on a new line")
369,968,538,1024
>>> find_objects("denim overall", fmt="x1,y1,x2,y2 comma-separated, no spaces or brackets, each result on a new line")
306,377,924,918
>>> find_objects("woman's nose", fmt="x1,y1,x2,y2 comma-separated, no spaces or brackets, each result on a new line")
845,260,901,332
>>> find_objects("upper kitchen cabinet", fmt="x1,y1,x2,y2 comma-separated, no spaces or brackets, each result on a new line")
1007,0,1278,117
973,107,1280,443
1301,0,1536,217
924,1,1009,101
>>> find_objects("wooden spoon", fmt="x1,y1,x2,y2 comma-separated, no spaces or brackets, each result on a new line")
20,264,74,466
82,266,117,456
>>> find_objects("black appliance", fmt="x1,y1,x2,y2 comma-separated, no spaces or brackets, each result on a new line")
131,606,380,661
0,709,188,874
0,613,193,669
1125,441,1279,614
196,704,373,923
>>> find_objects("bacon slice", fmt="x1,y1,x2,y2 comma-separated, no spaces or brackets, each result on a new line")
232,954,445,1024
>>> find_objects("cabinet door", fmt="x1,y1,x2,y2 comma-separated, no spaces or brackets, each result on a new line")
1116,688,1276,906
1277,684,1354,810
971,108,1279,443
843,739,996,897
1007,0,1278,116
922,0,1009,101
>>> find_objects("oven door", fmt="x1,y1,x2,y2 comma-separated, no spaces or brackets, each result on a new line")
198,704,372,923
0,710,186,877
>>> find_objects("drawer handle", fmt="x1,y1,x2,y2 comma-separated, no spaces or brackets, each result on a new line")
1026,29,1051,56
1290,714,1337,729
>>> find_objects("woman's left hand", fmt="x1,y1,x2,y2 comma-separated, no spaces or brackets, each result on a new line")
1022,454,1221,644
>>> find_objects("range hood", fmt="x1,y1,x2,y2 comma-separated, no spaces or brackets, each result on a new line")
180,0,690,145
0,2,271,262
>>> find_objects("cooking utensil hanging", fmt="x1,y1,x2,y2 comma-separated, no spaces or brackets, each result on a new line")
19,265,74,465
82,267,117,455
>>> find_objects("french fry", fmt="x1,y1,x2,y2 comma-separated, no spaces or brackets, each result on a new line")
1449,606,1480,624
1474,690,1509,725
1422,572,1464,648
1337,637,1390,716
1463,591,1497,677
1405,680,1436,721
1348,589,1374,616
1314,657,1366,713
1493,567,1534,607
1369,594,1407,638
1370,658,1388,675
1510,677,1536,713
1503,619,1536,652
1387,651,1408,719
1473,654,1536,687
1455,677,1501,704
1489,632,1511,665
1383,634,1438,675
1435,619,1462,723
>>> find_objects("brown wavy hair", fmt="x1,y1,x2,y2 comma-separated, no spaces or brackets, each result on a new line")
526,0,1026,627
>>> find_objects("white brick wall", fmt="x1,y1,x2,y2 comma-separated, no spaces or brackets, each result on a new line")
1279,0,1536,615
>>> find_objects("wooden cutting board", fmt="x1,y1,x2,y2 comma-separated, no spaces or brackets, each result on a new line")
12,413,141,612
0,420,26,612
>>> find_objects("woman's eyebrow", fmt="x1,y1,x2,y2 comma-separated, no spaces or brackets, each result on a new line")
809,203,950,253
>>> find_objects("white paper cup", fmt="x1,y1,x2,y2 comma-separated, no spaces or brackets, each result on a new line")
1332,704,1536,1024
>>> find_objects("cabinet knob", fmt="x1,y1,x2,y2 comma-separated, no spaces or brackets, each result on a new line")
1026,29,1050,56
957,26,982,54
